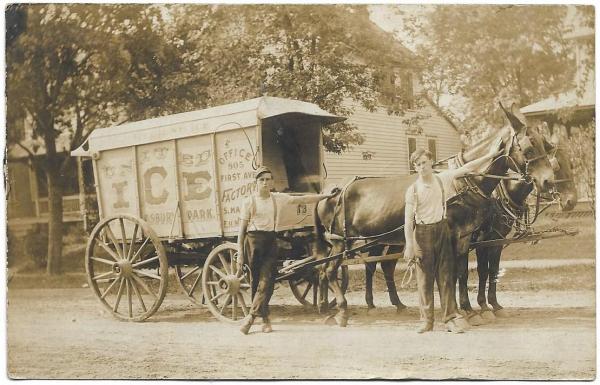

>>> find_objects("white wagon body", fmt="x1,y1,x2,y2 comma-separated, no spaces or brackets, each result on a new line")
73,96,345,240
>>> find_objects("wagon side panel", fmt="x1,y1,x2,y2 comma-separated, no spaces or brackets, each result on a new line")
136,141,183,239
215,127,258,236
95,147,140,240
176,135,221,238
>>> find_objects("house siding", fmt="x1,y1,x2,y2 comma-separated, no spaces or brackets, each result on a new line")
324,100,463,186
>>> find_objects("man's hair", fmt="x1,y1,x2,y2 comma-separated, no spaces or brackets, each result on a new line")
410,149,433,165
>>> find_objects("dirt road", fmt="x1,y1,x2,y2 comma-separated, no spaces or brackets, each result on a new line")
7,284,595,380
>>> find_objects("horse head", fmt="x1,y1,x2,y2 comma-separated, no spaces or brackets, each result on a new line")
499,102,555,192
544,129,578,211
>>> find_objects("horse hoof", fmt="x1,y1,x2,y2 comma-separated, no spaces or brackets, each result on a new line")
454,316,472,330
494,308,509,318
324,315,337,325
468,313,486,326
335,313,349,327
480,310,496,322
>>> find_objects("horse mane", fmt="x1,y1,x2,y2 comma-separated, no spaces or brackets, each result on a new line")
462,126,510,162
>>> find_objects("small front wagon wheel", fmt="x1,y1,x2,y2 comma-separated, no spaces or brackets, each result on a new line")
85,215,168,322
202,243,252,323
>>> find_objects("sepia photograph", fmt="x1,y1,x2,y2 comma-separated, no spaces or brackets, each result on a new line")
4,3,596,380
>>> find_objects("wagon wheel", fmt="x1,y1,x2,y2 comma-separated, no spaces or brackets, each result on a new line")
289,266,349,309
85,214,168,322
175,264,204,306
201,243,251,323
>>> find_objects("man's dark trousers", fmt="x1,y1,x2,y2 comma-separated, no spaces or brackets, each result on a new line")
414,219,459,323
245,231,278,318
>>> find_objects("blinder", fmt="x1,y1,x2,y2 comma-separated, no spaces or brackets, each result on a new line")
549,156,560,172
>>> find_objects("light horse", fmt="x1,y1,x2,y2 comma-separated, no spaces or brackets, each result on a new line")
314,104,555,326
474,130,577,317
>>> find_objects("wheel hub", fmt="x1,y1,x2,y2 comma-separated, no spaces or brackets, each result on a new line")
113,259,133,278
218,274,241,295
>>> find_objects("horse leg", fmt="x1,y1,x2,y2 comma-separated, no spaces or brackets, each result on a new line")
488,247,508,317
456,242,485,326
323,242,349,327
327,261,349,327
365,261,376,310
475,247,490,310
317,266,330,315
381,259,406,312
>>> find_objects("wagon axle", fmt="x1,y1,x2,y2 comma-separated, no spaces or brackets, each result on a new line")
112,260,133,278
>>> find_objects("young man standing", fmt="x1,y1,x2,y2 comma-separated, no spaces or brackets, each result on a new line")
238,166,337,335
404,141,502,334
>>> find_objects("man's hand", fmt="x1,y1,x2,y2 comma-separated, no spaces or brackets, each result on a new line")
403,245,414,262
236,248,244,273
487,137,504,158
326,186,341,198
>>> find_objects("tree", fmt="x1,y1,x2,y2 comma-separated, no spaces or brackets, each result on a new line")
6,4,204,274
169,4,417,153
402,5,575,133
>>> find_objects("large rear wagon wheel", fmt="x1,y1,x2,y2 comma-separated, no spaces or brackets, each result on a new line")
201,243,251,323
289,265,349,310
85,214,168,322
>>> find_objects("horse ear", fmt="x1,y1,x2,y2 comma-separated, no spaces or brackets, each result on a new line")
510,103,528,128
551,130,560,146
499,101,525,131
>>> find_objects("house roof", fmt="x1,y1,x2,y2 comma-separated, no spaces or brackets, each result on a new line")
71,96,345,156
520,87,595,117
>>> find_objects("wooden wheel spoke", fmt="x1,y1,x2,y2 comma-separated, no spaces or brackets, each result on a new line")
127,224,139,261
218,253,231,275
96,241,121,262
113,278,126,312
207,281,220,286
131,273,158,300
219,294,232,314
301,282,313,299
130,236,151,263
104,225,123,258
128,277,147,312
209,265,227,279
240,283,251,289
133,269,161,280
237,294,249,316
100,276,121,299
210,291,227,304
93,270,115,282
126,278,133,318
187,272,202,297
119,218,127,257
232,295,237,320
91,257,116,266
313,282,318,305
132,255,159,269
181,266,201,280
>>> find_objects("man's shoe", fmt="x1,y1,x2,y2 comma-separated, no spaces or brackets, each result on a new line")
262,318,273,333
240,315,255,335
417,322,433,334
446,318,465,334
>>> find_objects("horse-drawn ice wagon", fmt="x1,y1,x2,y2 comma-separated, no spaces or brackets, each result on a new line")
72,97,349,322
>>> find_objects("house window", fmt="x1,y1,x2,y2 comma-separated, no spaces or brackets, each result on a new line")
428,139,437,163
35,159,94,198
400,72,414,109
408,137,417,174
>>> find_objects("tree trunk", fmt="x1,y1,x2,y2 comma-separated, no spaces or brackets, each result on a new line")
46,165,64,275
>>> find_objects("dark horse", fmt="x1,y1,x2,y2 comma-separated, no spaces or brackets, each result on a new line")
314,104,555,326
473,130,578,318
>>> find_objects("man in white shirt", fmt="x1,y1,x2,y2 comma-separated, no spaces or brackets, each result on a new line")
404,141,502,334
238,166,337,335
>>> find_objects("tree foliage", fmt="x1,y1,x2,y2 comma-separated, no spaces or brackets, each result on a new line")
403,5,575,132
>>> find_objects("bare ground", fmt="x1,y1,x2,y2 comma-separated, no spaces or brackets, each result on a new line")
7,283,595,380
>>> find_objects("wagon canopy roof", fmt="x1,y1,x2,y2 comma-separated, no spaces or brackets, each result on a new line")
71,96,345,156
